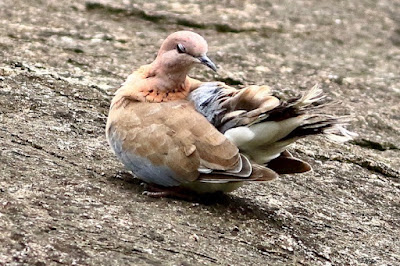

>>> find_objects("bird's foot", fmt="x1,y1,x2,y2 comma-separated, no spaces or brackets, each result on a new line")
141,183,196,201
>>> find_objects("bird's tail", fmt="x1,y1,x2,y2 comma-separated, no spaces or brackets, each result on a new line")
223,84,357,164
190,83,356,166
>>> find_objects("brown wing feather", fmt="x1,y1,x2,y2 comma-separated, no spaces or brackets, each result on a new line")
189,83,280,133
198,164,278,182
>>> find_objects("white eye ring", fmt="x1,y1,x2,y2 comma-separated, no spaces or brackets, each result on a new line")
177,43,186,54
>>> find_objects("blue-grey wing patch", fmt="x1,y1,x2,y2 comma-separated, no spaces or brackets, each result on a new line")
188,82,229,128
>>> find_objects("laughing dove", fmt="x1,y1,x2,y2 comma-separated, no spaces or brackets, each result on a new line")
106,31,354,197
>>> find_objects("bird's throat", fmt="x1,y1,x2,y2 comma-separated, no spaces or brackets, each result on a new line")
140,63,192,102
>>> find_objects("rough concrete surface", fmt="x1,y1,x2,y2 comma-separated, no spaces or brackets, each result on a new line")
1,0,399,265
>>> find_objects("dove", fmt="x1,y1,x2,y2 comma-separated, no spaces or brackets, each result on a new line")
106,31,354,198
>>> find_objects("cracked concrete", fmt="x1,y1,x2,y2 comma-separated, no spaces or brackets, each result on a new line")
1,0,400,265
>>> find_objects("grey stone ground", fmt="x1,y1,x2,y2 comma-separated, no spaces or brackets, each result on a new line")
1,0,399,265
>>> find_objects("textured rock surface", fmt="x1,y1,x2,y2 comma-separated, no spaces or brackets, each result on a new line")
1,0,399,265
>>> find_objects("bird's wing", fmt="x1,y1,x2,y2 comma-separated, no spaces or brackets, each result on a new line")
106,99,270,187
189,82,280,133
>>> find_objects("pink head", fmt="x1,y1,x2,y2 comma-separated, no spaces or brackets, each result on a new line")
155,31,217,72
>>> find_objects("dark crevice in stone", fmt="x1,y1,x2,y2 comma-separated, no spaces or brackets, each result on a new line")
350,138,399,151
7,130,105,177
9,61,112,100
9,132,66,161
85,2,127,15
215,76,244,85
315,153,400,179
84,1,282,34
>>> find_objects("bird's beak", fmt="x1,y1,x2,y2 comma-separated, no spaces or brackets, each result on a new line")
197,55,217,72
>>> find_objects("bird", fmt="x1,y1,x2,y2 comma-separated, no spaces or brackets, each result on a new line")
106,30,355,198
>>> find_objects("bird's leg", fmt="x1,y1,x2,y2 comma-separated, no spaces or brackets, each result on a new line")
141,183,196,200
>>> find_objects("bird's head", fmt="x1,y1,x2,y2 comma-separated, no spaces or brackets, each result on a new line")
156,31,217,72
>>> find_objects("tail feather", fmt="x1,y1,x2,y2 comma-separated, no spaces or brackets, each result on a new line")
281,118,338,140
294,84,325,107
325,124,358,142
253,84,356,144
267,154,312,174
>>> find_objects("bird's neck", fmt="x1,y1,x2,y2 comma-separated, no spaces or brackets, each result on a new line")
149,58,192,93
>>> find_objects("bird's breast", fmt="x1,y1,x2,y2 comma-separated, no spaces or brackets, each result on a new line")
106,100,201,186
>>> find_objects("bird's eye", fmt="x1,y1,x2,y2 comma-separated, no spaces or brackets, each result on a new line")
177,43,186,54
